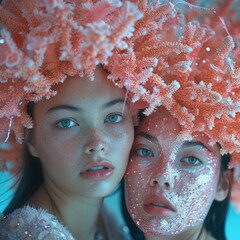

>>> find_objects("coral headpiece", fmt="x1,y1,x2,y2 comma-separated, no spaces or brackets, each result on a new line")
0,0,142,144
0,0,143,174
107,0,240,165
107,0,240,209
1,0,240,208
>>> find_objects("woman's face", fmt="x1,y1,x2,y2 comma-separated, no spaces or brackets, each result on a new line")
125,107,222,236
28,67,134,198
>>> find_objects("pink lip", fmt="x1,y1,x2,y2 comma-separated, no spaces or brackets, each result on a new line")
80,161,114,180
143,195,176,218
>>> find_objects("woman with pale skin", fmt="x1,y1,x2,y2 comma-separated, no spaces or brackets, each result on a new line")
1,66,135,239
125,107,232,240
26,67,134,239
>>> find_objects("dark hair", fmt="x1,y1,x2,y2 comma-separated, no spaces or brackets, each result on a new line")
204,153,232,240
122,114,145,239
3,103,44,215
122,184,144,239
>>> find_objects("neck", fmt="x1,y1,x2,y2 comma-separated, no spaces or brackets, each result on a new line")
27,184,103,240
145,225,215,240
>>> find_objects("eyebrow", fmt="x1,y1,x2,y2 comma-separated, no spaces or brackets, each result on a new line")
47,105,81,113
135,133,212,152
181,141,211,152
47,99,125,113
101,99,125,109
135,132,158,144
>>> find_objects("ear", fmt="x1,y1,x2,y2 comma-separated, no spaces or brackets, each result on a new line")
215,170,231,202
25,129,39,158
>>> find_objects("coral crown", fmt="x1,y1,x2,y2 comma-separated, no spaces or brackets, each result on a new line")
107,0,240,164
106,0,240,209
0,0,240,208
0,0,142,144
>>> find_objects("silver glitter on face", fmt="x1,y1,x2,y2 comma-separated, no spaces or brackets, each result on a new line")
0,38,5,44
125,107,222,237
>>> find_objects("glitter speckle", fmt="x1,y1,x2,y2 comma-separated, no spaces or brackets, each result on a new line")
18,101,23,106
0,38,5,44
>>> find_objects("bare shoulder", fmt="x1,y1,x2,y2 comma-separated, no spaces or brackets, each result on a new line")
0,206,76,240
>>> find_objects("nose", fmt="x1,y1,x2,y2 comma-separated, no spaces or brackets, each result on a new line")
149,172,173,190
83,129,107,155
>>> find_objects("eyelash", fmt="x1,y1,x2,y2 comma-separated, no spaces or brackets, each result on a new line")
56,118,78,128
55,113,123,129
180,156,202,167
134,147,154,157
104,113,123,123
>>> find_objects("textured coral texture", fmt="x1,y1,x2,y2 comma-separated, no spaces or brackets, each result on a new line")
0,0,142,143
0,0,240,208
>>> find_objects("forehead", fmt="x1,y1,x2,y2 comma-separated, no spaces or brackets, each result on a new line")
35,67,125,111
53,67,124,100
137,107,218,152
137,107,182,138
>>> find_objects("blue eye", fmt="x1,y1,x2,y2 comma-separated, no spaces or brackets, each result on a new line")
105,113,123,123
181,156,201,166
56,119,78,128
136,148,154,157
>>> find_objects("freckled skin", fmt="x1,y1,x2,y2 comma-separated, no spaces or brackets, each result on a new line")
125,107,221,236
29,67,134,198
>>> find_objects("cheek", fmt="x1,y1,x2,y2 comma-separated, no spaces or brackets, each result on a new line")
125,159,147,182
118,131,133,148
178,161,220,196
111,124,134,155
174,154,220,206
125,160,149,205
34,129,79,169
174,170,219,222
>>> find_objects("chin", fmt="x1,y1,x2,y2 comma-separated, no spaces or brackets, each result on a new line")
143,228,180,237
140,223,184,237
87,184,119,198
